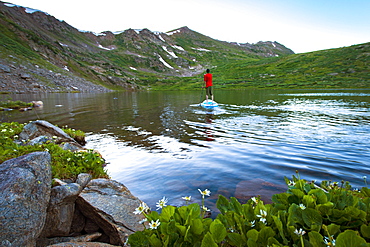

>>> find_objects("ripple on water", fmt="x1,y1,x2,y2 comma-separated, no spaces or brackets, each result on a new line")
8,90,368,213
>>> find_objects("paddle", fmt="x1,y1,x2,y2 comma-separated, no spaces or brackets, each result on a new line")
199,86,204,105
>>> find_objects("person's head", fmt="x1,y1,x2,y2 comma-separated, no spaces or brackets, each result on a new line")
206,69,210,73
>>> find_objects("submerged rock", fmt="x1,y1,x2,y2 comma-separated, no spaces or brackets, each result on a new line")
235,179,286,203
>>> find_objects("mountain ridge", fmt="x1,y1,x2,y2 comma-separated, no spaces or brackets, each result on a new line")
0,1,294,93
1,1,368,93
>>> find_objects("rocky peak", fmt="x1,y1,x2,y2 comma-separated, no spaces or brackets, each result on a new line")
177,26,192,32
123,28,141,40
166,26,191,36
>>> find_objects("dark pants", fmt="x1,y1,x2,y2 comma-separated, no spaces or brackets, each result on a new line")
206,86,213,97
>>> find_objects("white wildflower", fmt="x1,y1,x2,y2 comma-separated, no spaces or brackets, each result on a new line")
149,219,161,230
251,197,258,203
198,189,211,198
256,209,267,218
156,196,168,210
294,228,306,236
182,196,191,201
288,180,295,186
256,209,267,224
133,202,149,215
260,217,267,224
324,236,336,246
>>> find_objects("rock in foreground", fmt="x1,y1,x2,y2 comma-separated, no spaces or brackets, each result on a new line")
77,179,146,245
0,152,52,247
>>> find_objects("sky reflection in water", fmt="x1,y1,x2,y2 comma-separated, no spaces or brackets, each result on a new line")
3,89,370,213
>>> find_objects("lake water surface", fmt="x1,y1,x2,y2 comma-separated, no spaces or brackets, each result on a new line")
2,89,370,213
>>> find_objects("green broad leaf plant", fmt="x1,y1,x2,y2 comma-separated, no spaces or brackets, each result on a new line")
128,173,370,246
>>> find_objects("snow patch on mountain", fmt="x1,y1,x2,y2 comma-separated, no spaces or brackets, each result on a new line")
112,30,124,35
172,45,185,51
98,44,115,51
4,3,16,7
167,29,181,36
96,32,107,36
3,3,61,20
4,3,40,14
158,55,173,69
162,46,178,58
158,35,166,42
192,47,211,52
24,7,38,14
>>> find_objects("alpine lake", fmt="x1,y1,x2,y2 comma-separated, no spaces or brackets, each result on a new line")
2,88,370,214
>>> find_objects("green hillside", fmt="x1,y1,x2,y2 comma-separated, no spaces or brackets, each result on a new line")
157,42,370,90
214,43,370,89
0,1,368,92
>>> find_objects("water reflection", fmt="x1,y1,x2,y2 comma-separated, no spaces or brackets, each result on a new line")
2,89,370,213
204,113,215,142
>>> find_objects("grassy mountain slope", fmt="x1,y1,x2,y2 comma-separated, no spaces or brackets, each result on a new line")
211,43,370,89
0,1,368,92
0,1,293,92
152,43,370,90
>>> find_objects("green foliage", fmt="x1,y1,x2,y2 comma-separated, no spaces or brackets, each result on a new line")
0,29,39,59
62,127,85,140
61,126,86,145
0,99,32,109
128,203,214,247
0,122,108,180
128,174,370,246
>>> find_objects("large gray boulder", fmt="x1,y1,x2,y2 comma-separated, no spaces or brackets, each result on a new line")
77,179,146,246
0,152,52,247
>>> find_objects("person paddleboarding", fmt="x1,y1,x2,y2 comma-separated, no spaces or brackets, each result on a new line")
203,69,213,102
200,68,218,109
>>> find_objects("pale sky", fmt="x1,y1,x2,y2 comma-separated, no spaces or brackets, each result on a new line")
5,0,370,53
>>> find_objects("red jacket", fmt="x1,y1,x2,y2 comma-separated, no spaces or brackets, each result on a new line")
204,73,213,87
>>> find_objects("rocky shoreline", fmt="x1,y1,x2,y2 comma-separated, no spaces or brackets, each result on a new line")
0,58,113,94
0,120,145,247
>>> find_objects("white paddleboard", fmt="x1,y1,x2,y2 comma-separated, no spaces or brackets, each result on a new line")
200,100,219,109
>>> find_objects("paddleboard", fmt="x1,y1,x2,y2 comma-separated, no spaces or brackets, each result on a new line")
200,100,219,109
